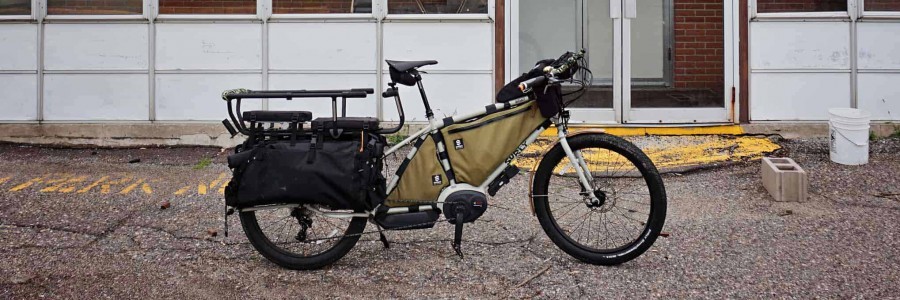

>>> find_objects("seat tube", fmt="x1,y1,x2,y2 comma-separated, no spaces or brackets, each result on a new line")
416,79,434,120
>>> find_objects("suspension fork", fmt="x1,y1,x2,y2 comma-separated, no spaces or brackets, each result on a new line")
556,125,598,201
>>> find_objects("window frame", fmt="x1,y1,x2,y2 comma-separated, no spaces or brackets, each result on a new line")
42,0,150,21
858,0,900,19
153,0,262,21
751,0,853,20
0,0,37,20
382,0,494,21
269,0,376,20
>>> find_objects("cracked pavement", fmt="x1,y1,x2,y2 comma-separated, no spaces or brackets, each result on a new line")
1,137,899,299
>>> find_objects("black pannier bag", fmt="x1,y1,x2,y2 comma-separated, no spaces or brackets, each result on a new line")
224,132,386,211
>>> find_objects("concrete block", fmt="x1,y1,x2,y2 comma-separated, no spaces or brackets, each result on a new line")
761,157,808,202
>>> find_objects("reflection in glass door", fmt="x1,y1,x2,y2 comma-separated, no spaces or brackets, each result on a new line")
514,0,731,124
625,0,729,123
517,0,617,123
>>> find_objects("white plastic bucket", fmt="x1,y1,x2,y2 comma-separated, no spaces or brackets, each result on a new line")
828,108,871,165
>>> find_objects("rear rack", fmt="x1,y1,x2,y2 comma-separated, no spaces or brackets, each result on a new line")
222,88,374,137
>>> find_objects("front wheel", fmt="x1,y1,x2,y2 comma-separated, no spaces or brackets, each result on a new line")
532,133,666,265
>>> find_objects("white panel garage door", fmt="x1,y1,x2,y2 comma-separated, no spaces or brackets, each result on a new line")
0,24,38,121
382,22,493,121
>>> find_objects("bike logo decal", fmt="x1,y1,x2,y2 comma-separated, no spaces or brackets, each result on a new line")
454,139,465,150
505,142,529,164
432,175,443,185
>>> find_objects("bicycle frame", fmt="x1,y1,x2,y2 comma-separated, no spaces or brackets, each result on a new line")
370,95,600,217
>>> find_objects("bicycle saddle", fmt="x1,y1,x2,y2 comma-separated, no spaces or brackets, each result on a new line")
386,60,438,72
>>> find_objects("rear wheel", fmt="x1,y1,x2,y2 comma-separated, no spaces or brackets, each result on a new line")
240,206,367,270
532,133,666,265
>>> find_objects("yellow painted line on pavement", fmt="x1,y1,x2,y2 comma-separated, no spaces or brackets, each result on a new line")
0,176,10,186
516,135,779,172
101,177,131,194
219,181,228,194
9,177,43,192
198,182,208,195
57,176,88,193
209,172,227,190
37,175,72,192
119,178,145,195
174,185,190,195
540,125,744,137
77,176,109,193
142,182,153,195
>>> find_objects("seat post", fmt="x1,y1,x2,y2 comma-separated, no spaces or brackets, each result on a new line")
411,70,434,120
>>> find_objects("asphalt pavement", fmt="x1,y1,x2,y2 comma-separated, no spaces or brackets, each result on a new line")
1,137,898,299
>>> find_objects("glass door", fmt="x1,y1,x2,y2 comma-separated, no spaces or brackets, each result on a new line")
623,0,730,123
516,0,618,123
514,0,730,124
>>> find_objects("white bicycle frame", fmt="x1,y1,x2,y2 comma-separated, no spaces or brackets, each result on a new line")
241,96,600,219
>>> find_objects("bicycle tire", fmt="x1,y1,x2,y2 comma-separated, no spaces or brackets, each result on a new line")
532,133,666,265
240,208,367,270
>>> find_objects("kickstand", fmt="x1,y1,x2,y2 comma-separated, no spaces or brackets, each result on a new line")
224,207,235,237
452,208,465,258
377,226,390,249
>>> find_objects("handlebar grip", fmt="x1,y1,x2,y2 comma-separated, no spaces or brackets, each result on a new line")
382,88,398,98
518,76,548,92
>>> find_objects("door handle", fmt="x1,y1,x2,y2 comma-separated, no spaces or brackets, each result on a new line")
609,0,621,19
624,0,637,19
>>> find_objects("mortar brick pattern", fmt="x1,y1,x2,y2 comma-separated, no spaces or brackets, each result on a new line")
159,0,255,14
0,0,30,15
674,0,724,92
757,0,847,13
865,0,900,11
388,0,486,14
47,0,143,15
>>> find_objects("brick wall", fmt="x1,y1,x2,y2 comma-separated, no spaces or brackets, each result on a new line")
674,0,723,92
865,0,900,11
47,0,142,15
757,0,846,13
159,0,255,14
388,0,486,14
273,0,371,14
0,0,30,15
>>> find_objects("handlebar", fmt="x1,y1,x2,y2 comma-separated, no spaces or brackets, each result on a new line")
518,50,586,92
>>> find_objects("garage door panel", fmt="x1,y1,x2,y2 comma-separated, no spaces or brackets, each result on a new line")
857,22,900,70
383,22,492,71
156,74,262,121
0,74,37,120
0,24,37,70
45,24,149,70
156,23,262,70
268,74,377,118
44,74,149,121
858,73,900,121
750,73,850,121
269,23,376,71
382,73,492,122
750,22,850,70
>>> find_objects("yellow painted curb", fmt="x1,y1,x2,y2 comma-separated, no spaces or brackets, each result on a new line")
539,125,744,137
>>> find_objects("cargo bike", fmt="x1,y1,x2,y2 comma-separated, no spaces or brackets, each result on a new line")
220,51,667,270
